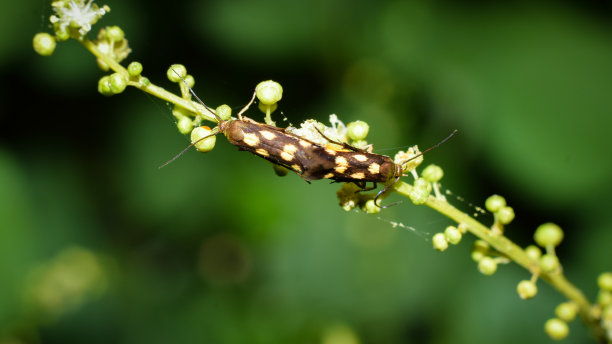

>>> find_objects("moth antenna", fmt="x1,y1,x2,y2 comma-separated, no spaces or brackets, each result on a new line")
158,130,219,169
400,129,458,171
375,129,458,208
158,70,224,169
172,69,220,123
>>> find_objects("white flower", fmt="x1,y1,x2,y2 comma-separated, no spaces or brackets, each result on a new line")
50,0,109,36
287,114,348,146
394,145,422,175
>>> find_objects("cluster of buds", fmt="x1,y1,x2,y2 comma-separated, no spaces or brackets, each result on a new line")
33,0,111,56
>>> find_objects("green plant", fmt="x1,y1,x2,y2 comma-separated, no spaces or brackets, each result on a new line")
32,1,612,342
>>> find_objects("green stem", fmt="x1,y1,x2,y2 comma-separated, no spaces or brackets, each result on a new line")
79,38,217,123
393,180,606,343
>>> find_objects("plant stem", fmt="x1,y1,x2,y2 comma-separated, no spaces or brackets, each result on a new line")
79,38,217,122
393,180,606,343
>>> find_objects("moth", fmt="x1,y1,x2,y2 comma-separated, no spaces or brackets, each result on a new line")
167,76,455,205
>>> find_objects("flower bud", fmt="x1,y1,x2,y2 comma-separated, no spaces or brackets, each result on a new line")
256,80,283,105
346,121,370,141
191,126,216,153
33,33,56,56
544,318,569,340
485,194,506,212
534,223,564,248
167,64,187,82
517,280,538,299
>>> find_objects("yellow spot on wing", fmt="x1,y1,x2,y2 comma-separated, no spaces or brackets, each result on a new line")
353,154,367,162
281,151,294,161
283,144,297,154
260,130,276,140
325,148,337,156
243,133,259,146
350,172,365,179
291,164,302,172
323,173,334,179
256,148,269,157
334,166,347,173
299,140,311,148
368,162,380,175
335,156,348,167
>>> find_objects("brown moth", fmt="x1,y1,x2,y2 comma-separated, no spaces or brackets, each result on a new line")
167,74,455,205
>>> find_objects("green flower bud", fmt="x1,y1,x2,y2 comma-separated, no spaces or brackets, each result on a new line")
97,75,112,96
167,64,187,82
598,272,612,291
105,26,124,42
273,164,289,177
351,140,369,150
54,24,70,41
216,104,232,121
256,80,283,105
498,206,515,224
485,194,506,213
109,72,127,94
534,222,564,248
191,126,216,153
478,256,498,275
444,225,462,245
258,102,278,114
544,318,569,340
127,61,143,77
346,121,370,141
408,178,430,205
139,77,150,87
471,240,489,262
362,199,381,214
598,290,612,307
555,302,577,322
33,33,56,56
540,254,560,272
422,164,443,183
432,233,448,252
603,304,612,321
524,245,542,261
517,280,538,299
184,75,195,88
172,105,192,119
176,116,193,135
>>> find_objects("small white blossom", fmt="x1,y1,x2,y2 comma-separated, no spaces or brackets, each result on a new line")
94,27,131,70
337,183,361,211
394,145,422,175
328,114,348,141
287,114,348,147
50,0,109,36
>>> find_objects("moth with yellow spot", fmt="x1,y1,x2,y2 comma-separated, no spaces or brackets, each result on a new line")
295,128,457,205
166,73,455,206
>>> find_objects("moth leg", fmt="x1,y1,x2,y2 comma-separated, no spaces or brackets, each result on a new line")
295,171,312,184
374,175,402,208
354,181,376,193
236,90,258,121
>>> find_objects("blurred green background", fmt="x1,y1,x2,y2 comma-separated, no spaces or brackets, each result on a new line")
2,0,612,343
